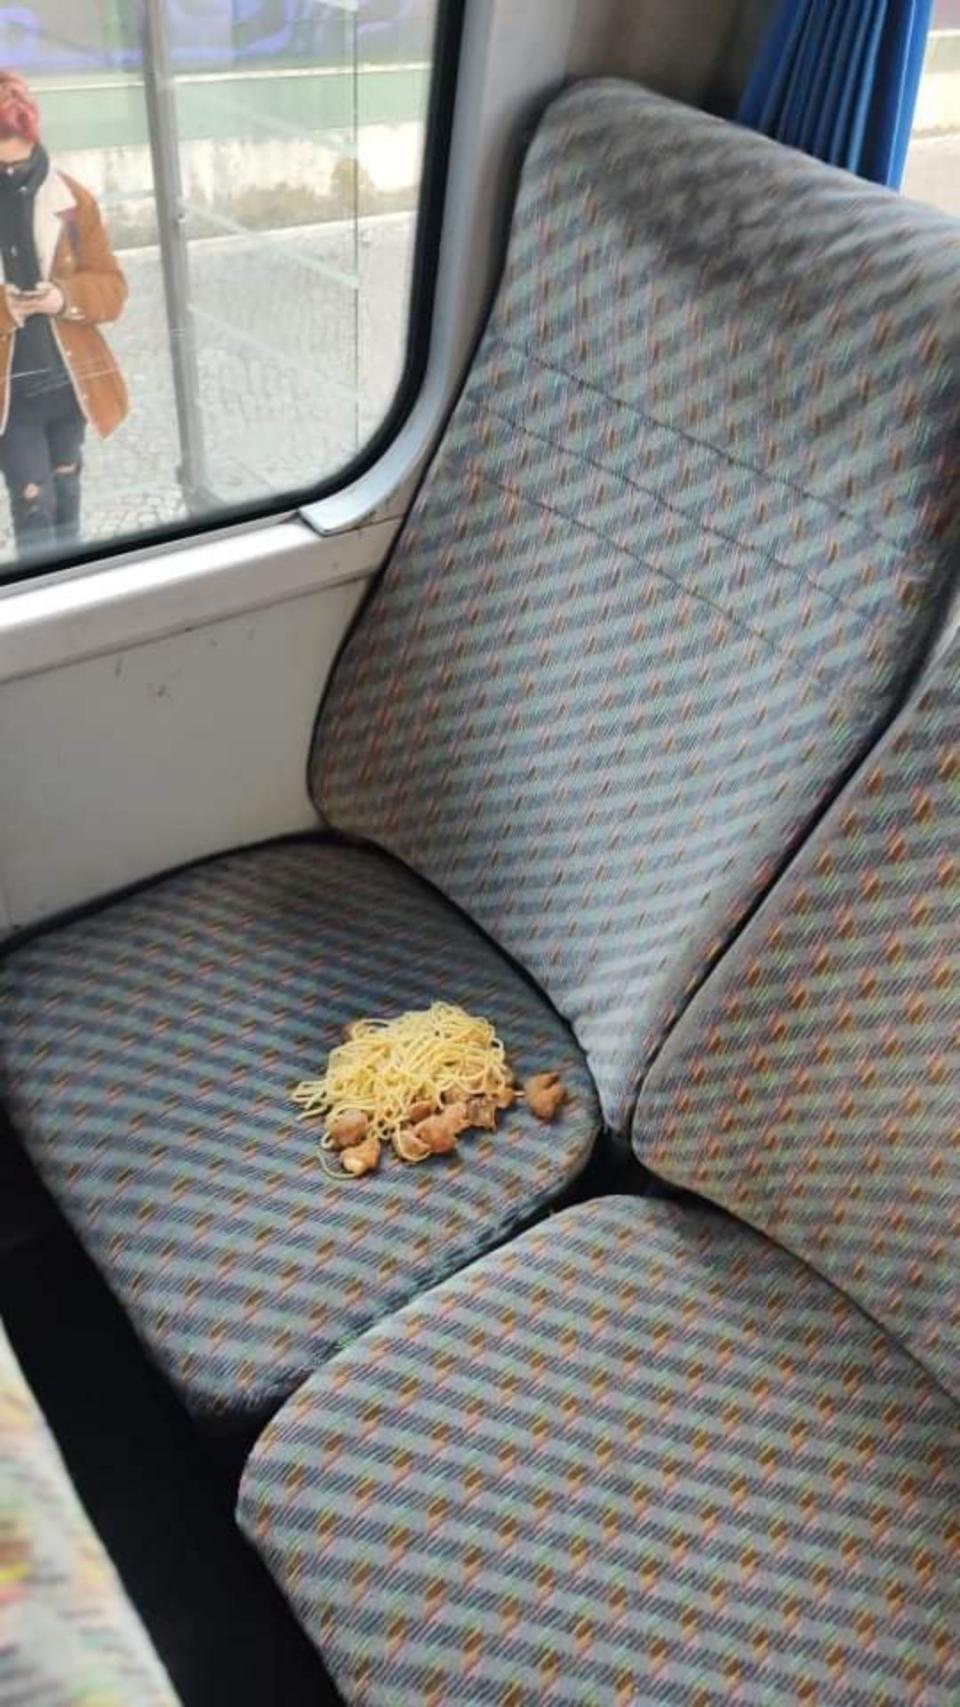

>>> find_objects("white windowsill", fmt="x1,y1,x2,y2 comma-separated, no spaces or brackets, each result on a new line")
0,514,393,686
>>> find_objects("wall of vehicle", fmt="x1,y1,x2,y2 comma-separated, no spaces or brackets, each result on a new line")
0,527,375,933
574,0,770,111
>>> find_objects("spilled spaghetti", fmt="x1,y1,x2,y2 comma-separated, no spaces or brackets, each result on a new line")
291,1001,567,1178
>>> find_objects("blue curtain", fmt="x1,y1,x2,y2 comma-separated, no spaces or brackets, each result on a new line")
738,0,935,187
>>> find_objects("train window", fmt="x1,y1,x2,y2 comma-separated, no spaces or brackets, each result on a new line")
902,0,960,213
0,0,453,582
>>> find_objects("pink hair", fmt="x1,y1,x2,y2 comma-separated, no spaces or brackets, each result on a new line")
0,71,39,146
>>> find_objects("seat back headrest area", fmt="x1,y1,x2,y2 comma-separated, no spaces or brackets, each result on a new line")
312,79,960,1134
638,634,960,1400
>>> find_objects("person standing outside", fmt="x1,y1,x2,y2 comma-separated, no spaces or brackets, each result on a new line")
0,70,129,558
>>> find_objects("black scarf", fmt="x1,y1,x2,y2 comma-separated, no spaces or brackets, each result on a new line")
0,144,70,401
0,143,49,290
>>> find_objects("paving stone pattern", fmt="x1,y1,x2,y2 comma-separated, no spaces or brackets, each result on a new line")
0,211,414,565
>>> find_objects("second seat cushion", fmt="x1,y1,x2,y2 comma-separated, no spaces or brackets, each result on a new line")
240,1195,960,1706
0,841,598,1428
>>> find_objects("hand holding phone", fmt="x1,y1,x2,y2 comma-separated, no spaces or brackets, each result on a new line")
9,283,63,317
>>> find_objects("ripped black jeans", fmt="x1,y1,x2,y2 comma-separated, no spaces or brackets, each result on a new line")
0,384,86,557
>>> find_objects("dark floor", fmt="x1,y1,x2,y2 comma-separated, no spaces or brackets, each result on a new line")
0,1117,341,1707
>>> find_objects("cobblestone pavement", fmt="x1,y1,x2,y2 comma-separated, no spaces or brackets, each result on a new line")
0,211,414,565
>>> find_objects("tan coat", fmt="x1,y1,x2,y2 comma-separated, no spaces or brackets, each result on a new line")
0,167,128,439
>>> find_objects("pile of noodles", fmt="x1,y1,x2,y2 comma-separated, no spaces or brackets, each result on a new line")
291,1002,513,1144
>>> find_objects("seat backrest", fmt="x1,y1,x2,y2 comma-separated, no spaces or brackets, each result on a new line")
312,79,960,1134
638,632,960,1401
0,1318,179,1703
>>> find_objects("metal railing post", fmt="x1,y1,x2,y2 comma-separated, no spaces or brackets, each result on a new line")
141,0,214,512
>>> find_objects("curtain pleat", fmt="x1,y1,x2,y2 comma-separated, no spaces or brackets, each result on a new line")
737,0,935,187
809,1,861,158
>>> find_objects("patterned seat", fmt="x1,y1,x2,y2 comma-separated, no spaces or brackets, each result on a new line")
0,844,597,1427
238,636,960,1698
239,1196,960,1706
0,1317,179,1704
638,634,960,1401
314,79,960,1135
2,77,959,1426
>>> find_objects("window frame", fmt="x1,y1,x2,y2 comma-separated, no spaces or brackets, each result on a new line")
0,0,467,591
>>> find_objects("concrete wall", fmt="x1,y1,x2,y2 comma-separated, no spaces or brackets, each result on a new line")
59,122,426,247
914,69,960,132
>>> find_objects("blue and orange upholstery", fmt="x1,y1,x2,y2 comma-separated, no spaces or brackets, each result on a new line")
0,1319,179,1705
315,80,960,1132
239,628,960,1705
1,77,958,1464
0,845,597,1427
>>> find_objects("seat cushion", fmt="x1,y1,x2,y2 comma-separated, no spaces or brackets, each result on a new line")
240,1195,960,1707
312,80,960,1136
0,1318,179,1704
0,841,598,1428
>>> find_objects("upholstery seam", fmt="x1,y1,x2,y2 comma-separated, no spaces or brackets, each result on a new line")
460,394,889,635
488,332,928,559
461,464,831,688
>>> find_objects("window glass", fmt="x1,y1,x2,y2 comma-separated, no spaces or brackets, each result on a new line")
902,0,960,215
0,0,443,577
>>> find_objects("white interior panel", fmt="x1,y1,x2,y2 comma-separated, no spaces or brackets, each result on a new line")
0,573,367,931
0,519,392,687
572,0,770,106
